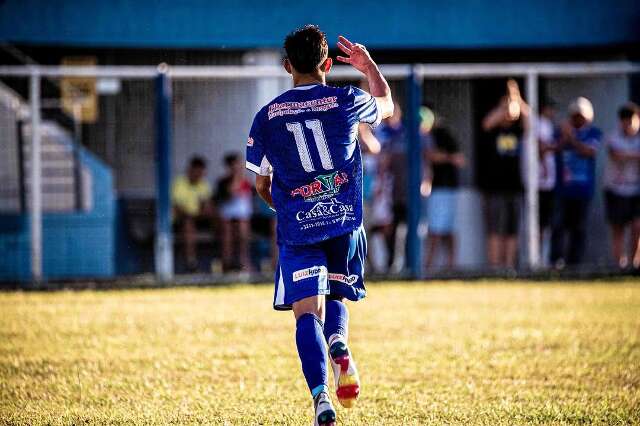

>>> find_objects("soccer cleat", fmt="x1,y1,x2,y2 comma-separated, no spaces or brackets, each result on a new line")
328,336,360,408
313,391,336,426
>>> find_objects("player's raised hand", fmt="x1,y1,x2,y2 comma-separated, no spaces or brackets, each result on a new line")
336,36,376,74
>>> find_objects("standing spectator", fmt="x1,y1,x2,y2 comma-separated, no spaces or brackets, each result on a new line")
603,103,640,268
479,79,529,268
375,102,406,270
537,102,558,262
215,153,253,272
423,107,465,270
367,152,394,272
551,97,602,267
171,156,214,272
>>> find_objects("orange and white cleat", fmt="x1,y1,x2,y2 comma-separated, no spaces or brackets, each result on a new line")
328,335,360,408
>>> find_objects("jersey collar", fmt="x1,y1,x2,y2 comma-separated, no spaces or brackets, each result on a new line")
291,83,321,90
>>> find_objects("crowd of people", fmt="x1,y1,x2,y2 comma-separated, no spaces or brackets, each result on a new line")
171,153,273,273
478,80,640,270
170,79,640,274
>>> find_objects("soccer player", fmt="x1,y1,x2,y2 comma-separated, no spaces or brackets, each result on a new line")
245,25,393,425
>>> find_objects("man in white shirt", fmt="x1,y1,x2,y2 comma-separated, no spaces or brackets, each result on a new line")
603,102,640,267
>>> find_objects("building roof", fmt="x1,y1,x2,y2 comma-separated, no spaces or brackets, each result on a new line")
1,0,639,49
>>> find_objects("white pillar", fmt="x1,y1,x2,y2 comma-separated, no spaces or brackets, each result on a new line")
243,50,288,106
525,71,540,269
29,69,43,281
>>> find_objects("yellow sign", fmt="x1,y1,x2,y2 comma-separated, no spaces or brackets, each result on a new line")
61,57,98,123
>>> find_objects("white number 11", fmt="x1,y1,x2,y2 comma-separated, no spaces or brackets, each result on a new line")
286,119,334,173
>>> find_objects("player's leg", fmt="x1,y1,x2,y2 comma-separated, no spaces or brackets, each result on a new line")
275,244,335,425
323,227,367,408
292,295,335,425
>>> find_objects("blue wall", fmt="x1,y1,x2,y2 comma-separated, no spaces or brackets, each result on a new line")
0,0,638,49
0,147,115,282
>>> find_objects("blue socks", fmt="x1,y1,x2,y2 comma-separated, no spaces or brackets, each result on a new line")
324,299,349,342
295,313,328,398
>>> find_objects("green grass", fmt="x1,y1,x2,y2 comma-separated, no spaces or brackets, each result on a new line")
1,281,639,425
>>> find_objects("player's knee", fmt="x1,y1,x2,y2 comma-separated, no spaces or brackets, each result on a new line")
293,295,325,320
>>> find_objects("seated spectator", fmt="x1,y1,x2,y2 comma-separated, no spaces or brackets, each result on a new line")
171,156,214,272
479,79,529,268
215,153,253,272
551,97,602,267
604,102,640,268
423,107,465,270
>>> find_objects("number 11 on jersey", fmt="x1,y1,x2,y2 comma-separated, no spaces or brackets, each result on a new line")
286,119,334,173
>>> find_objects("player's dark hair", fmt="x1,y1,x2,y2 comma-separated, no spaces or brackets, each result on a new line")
284,25,328,74
224,152,240,167
189,156,207,169
618,102,640,120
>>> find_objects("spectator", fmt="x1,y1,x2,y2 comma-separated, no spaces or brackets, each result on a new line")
550,97,602,267
423,107,465,270
367,152,394,272
603,102,640,268
479,79,529,268
375,102,406,270
215,153,253,272
171,156,214,272
537,101,558,261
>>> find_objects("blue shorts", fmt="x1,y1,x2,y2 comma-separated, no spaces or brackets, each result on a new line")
428,188,457,235
273,226,367,311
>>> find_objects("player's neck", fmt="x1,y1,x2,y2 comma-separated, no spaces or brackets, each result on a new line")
292,73,325,87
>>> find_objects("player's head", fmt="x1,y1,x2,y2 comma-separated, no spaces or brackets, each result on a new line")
283,25,332,77
187,156,207,182
618,102,640,136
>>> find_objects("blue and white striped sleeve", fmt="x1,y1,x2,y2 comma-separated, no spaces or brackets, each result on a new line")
245,111,272,176
345,86,381,128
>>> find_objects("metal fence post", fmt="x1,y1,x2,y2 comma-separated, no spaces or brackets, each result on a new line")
525,71,540,269
29,68,43,283
406,67,423,278
155,65,174,282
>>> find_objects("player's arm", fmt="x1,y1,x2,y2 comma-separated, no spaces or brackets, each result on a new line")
337,36,394,119
255,174,274,210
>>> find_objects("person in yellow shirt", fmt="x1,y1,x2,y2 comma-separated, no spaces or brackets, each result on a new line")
172,156,214,271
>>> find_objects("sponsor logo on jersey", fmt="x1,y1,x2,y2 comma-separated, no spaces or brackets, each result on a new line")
247,137,254,146
295,198,355,223
268,96,338,120
291,171,348,202
292,266,327,282
328,273,359,285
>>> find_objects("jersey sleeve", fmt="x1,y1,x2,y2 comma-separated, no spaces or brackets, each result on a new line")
245,110,273,176
344,85,381,128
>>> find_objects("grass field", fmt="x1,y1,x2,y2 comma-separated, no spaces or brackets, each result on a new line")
1,281,639,425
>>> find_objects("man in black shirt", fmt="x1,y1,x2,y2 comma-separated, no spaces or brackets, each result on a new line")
423,107,465,270
479,79,530,268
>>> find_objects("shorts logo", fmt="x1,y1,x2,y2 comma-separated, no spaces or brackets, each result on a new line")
292,266,327,282
247,137,254,146
291,172,348,202
328,273,359,285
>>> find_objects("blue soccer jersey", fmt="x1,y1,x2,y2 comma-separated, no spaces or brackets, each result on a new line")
246,84,380,245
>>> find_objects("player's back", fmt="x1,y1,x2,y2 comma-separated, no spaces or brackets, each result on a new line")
246,83,380,246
